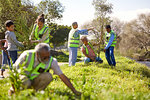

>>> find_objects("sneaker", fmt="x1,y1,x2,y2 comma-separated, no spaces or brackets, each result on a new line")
0,76,5,78
98,60,103,63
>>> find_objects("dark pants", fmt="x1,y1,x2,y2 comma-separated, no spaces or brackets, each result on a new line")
8,50,18,64
84,56,103,64
1,50,10,71
105,46,116,66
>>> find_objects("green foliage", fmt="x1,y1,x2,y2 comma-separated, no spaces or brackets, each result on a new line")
54,50,82,62
0,52,150,100
48,23,71,49
0,0,38,50
8,61,27,94
0,0,38,32
15,15,35,50
37,0,64,23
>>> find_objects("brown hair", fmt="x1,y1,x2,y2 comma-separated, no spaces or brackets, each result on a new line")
36,14,45,23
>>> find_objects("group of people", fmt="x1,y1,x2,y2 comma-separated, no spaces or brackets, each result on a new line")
68,22,116,67
0,13,116,96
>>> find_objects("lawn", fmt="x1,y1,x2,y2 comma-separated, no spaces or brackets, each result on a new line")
0,51,150,100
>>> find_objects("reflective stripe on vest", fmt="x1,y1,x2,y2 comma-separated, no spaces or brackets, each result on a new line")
34,24,50,44
83,42,96,55
105,30,117,47
25,51,53,80
68,29,80,47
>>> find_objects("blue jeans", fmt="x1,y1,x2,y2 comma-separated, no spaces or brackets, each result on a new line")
1,50,10,71
8,50,18,64
105,46,116,66
84,56,103,64
69,47,78,66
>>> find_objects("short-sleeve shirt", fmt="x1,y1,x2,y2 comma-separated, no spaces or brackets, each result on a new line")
14,50,63,75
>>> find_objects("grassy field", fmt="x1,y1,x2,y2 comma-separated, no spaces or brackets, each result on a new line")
0,51,150,100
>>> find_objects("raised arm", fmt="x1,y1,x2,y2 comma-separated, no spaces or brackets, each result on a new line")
73,28,94,38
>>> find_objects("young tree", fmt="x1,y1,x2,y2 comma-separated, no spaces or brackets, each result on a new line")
92,0,113,57
37,0,64,23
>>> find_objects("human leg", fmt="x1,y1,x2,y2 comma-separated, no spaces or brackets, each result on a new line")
69,47,77,66
1,50,8,78
109,47,116,66
96,56,103,63
32,72,53,91
69,47,73,66
8,50,18,64
84,57,92,64
105,48,112,65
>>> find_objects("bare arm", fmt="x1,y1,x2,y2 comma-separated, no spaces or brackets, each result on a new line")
87,27,94,31
59,74,81,96
82,47,95,61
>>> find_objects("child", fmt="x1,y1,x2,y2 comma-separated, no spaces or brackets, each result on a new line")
0,39,10,78
81,36,103,64
4,20,24,66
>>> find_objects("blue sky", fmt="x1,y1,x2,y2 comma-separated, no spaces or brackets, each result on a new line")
32,0,150,26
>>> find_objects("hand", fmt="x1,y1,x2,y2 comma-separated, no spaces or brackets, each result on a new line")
73,90,81,96
104,49,106,52
88,27,94,31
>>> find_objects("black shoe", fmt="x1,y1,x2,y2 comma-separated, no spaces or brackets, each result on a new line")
98,60,103,63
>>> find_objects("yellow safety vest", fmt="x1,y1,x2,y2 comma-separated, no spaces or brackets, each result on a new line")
24,51,53,80
83,42,96,55
33,24,50,44
68,29,80,47
105,30,117,47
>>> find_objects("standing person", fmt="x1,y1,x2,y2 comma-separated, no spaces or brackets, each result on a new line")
104,25,117,66
68,22,93,66
0,39,10,78
29,14,50,44
81,36,103,64
5,20,24,64
8,43,81,96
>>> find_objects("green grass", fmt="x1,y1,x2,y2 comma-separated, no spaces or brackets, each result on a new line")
0,52,150,100
54,50,83,62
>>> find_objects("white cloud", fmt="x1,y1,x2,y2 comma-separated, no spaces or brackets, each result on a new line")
111,8,150,22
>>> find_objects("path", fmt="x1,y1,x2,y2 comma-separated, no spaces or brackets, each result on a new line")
58,62,68,66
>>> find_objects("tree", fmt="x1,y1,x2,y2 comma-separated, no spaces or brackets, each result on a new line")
91,0,113,57
48,23,71,50
0,0,38,32
92,0,112,43
119,13,150,60
37,0,64,23
111,17,125,48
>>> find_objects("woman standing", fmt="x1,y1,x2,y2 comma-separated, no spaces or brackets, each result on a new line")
29,14,50,44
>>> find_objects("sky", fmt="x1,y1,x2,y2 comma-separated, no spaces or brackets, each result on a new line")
32,0,150,26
